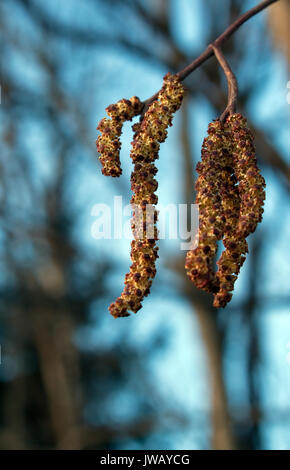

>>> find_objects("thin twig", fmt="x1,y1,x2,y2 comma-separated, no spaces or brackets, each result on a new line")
210,44,238,122
140,0,279,118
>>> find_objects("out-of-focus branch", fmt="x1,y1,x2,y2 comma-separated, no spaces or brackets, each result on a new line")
15,0,167,67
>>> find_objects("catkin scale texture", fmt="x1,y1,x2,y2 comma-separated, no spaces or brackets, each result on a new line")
227,114,266,239
186,114,265,308
212,123,247,307
96,96,142,177
185,120,230,293
214,115,265,307
109,74,184,318
213,114,265,307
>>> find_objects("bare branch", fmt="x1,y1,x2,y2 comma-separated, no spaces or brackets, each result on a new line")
210,44,238,122
141,0,280,115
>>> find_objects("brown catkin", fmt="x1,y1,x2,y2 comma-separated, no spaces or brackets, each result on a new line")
185,120,229,293
227,113,266,238
96,96,142,177
213,113,265,308
213,123,247,307
109,74,184,318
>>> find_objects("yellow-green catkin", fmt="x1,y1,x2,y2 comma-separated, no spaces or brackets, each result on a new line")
96,96,142,177
109,74,184,318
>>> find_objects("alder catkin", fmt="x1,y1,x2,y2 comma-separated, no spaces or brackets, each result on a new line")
186,114,265,308
185,120,229,293
227,113,266,239
96,96,142,177
99,76,266,315
213,124,247,307
213,113,265,308
109,74,184,318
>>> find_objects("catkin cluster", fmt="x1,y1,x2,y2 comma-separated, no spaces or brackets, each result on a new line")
186,113,265,308
97,75,265,316
96,96,142,177
108,74,184,318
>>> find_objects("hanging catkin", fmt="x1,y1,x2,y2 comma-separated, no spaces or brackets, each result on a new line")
213,114,265,307
96,96,142,177
227,114,266,239
109,74,184,318
186,115,265,308
185,120,229,293
213,119,247,307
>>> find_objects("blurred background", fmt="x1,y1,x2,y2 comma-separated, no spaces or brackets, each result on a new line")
0,0,289,450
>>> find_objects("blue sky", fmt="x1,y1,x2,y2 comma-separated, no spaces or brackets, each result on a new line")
1,0,290,450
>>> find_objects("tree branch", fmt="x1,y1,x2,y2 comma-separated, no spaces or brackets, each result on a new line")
210,44,238,122
141,0,279,116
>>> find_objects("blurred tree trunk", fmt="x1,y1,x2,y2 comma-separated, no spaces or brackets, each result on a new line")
31,307,82,449
192,300,235,450
268,0,290,64
173,98,236,450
